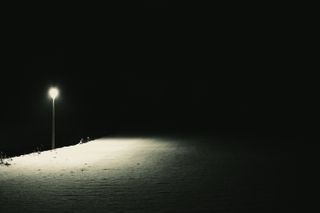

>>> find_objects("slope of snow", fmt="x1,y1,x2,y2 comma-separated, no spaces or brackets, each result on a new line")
3,138,168,171
0,136,296,212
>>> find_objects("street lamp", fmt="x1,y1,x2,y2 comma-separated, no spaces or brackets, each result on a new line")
49,87,59,149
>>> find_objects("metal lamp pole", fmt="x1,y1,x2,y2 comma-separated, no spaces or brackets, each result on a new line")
52,98,55,149
49,87,59,150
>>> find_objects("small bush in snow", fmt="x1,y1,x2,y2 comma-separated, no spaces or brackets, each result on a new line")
0,152,11,166
35,147,41,155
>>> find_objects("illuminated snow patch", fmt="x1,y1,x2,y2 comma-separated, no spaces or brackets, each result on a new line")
3,137,173,173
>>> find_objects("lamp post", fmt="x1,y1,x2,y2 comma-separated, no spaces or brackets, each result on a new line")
49,87,59,149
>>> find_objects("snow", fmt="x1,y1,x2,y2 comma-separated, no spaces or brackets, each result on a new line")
4,138,166,170
0,136,296,212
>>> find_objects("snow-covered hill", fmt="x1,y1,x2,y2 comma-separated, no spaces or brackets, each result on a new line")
0,136,296,212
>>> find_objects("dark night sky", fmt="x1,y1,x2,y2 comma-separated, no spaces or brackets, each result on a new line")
0,23,304,156
144,0,168,8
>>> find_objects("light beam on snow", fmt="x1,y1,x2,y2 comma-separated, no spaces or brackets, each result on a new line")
3,137,174,173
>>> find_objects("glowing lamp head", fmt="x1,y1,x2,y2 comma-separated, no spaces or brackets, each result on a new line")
49,87,59,100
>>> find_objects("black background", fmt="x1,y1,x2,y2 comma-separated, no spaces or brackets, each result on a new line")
144,0,168,8
0,18,304,157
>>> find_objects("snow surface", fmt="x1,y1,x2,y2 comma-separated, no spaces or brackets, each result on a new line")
0,136,295,212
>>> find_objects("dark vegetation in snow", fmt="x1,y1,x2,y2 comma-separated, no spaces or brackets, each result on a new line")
0,152,11,166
